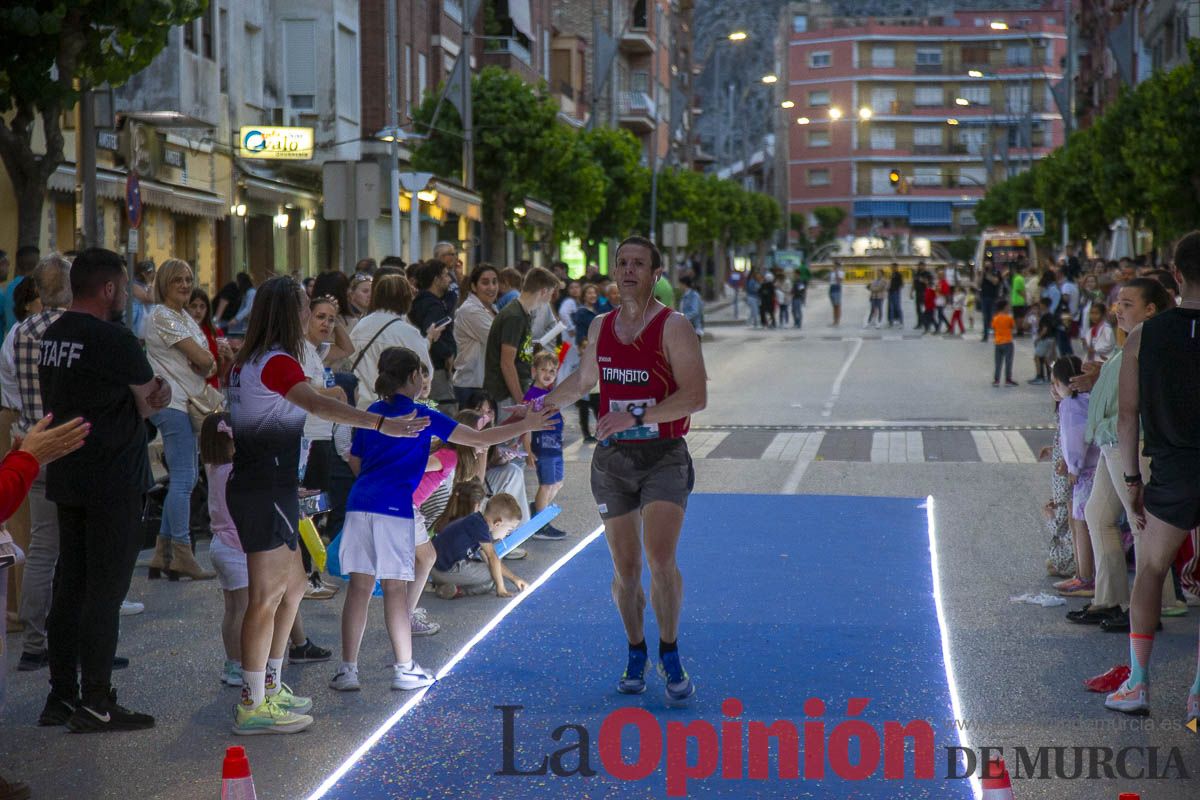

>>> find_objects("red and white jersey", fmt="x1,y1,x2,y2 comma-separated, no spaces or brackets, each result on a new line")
227,348,307,486
596,306,689,441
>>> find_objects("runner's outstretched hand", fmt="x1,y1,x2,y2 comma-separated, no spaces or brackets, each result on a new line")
595,410,635,441
380,411,432,438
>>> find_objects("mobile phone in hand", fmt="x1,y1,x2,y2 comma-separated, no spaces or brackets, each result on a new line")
435,316,452,328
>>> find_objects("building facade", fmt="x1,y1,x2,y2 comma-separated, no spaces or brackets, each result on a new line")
778,0,1066,248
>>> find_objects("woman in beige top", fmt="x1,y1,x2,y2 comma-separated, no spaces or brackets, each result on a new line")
143,258,217,580
451,264,499,406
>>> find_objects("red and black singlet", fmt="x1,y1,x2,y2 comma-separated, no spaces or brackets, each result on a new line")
596,306,689,441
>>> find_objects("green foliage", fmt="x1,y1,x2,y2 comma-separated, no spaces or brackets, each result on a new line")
579,127,649,245
977,39,1200,246
533,124,605,243
812,205,847,246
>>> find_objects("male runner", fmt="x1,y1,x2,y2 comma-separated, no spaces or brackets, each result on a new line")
540,236,707,705
1106,230,1200,722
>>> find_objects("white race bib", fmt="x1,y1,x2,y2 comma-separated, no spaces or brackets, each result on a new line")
608,398,658,441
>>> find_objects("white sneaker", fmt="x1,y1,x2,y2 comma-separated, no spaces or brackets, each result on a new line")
411,607,440,636
119,599,145,617
329,667,361,692
392,661,435,691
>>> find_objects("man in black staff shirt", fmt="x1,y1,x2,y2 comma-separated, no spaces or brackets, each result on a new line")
37,248,171,733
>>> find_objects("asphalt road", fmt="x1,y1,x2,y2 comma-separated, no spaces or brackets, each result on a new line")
3,285,1198,799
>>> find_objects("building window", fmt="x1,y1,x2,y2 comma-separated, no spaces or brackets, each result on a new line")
958,166,987,187
184,20,196,52
808,168,830,186
808,129,830,147
419,52,428,97
1006,44,1031,66
404,45,412,116
915,48,942,66
912,166,942,186
871,46,895,68
243,25,263,108
202,9,214,59
809,89,830,106
913,86,943,106
283,19,318,111
870,126,896,149
336,24,359,121
219,8,229,91
793,15,808,33
632,0,648,29
960,84,990,105
870,86,896,112
1005,84,1031,112
810,51,832,68
961,44,989,66
913,126,943,146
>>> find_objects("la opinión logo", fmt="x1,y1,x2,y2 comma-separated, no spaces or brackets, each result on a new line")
496,697,938,797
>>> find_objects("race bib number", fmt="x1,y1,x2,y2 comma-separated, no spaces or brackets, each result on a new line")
609,398,658,441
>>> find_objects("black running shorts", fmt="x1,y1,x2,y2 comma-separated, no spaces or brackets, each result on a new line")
227,481,301,554
590,438,694,520
1144,452,1200,532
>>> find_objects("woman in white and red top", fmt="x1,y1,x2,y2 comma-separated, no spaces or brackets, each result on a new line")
226,276,430,737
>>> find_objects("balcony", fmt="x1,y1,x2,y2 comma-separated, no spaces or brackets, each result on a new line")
618,91,656,133
620,27,655,54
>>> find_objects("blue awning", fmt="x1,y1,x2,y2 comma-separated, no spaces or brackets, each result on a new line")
853,200,909,218
907,202,953,225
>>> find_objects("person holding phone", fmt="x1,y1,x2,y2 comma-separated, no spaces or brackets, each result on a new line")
409,260,459,408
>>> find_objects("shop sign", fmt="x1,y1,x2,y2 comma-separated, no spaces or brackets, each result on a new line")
239,126,314,160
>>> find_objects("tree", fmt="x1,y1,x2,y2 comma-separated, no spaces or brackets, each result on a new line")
529,123,605,248
0,0,206,248
579,127,649,260
412,67,560,258
812,205,847,247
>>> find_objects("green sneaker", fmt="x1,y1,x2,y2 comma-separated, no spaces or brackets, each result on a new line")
231,697,313,735
267,682,313,714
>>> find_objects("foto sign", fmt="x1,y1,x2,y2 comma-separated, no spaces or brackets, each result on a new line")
239,126,314,160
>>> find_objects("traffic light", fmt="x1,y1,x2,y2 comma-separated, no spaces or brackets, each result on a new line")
888,169,902,187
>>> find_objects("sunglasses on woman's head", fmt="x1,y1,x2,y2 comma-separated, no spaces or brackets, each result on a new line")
351,275,373,285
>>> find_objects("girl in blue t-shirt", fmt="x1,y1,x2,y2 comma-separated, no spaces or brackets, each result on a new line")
330,346,555,693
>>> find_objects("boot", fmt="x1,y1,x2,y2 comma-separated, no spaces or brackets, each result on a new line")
167,541,216,581
147,536,172,580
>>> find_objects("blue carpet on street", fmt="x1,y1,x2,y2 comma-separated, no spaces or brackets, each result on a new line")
316,494,974,799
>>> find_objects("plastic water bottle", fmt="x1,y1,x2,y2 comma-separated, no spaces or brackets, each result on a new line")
323,366,335,389
222,746,257,800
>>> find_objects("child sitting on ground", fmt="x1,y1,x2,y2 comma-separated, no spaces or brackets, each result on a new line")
201,413,330,689
523,351,567,541
431,482,526,599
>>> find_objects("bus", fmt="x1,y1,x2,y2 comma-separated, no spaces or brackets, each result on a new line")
973,228,1036,280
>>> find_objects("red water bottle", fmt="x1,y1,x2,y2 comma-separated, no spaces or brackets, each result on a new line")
222,746,257,800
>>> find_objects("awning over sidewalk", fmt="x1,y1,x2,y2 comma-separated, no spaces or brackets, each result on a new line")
49,166,226,218
430,179,482,222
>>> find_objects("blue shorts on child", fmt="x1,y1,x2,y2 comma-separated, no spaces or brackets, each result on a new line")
536,454,564,485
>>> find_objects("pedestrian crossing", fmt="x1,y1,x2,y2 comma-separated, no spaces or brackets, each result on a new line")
561,427,1053,465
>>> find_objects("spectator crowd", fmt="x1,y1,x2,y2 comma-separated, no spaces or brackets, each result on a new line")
0,242,706,794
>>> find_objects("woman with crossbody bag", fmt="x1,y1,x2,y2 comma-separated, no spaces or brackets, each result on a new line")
143,259,218,580
349,275,438,409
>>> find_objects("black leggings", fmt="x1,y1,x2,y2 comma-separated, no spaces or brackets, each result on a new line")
577,393,600,437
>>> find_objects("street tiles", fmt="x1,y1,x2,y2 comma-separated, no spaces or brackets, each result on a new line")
561,427,1054,465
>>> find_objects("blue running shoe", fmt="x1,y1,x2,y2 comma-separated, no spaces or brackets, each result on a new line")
657,650,696,707
618,646,648,694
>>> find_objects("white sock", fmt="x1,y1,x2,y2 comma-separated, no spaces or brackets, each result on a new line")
241,670,266,707
340,661,358,674
265,657,284,694
396,659,414,670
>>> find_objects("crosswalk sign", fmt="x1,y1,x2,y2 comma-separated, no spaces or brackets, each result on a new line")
1018,209,1045,235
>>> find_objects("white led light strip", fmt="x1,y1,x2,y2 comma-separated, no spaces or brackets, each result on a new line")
304,523,607,800
925,495,982,800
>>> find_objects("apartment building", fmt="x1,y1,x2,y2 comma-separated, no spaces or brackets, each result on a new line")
778,0,1066,246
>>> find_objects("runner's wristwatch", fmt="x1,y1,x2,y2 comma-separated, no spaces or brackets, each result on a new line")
630,405,646,424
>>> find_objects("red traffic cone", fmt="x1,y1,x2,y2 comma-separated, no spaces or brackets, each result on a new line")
981,758,1015,799
222,746,257,800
